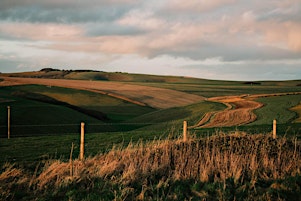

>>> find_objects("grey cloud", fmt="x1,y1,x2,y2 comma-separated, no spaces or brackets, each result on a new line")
0,1,137,23
0,0,139,10
85,23,146,36
145,40,301,62
183,62,301,81
256,5,301,22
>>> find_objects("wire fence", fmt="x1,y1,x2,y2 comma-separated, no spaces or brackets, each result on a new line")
0,122,175,138
0,104,184,138
1,104,301,138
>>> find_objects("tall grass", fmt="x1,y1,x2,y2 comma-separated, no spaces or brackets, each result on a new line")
1,132,301,200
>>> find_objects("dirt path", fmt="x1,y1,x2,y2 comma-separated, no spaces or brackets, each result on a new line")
192,92,301,128
0,77,205,109
190,95,263,128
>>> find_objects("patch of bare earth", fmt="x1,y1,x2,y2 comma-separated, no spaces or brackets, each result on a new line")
0,77,204,109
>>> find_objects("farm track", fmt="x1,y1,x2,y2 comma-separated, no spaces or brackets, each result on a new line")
201,98,263,128
0,77,205,109
192,92,301,128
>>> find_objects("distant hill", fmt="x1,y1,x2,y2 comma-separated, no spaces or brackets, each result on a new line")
2,68,301,87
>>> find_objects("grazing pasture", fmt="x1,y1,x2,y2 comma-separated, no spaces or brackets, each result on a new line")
1,71,301,200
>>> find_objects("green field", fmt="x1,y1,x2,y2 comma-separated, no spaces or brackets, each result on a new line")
250,95,301,125
0,85,157,136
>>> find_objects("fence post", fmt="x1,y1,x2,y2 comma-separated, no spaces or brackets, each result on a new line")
7,106,10,139
273,119,277,139
80,122,85,160
183,121,187,142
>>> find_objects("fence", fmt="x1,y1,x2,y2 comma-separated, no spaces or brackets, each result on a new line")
1,105,281,141
0,104,171,137
1,105,295,170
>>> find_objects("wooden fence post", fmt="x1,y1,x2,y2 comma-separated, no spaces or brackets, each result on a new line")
183,121,187,142
273,119,277,139
80,122,85,160
7,106,10,139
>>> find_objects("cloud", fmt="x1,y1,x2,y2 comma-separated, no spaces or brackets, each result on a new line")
0,0,138,23
0,0,300,80
0,22,83,41
164,0,236,12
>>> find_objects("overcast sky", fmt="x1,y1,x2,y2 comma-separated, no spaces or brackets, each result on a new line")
0,0,300,80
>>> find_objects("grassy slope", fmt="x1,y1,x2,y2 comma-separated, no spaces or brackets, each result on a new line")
127,101,227,132
0,92,104,137
0,131,163,167
0,85,156,136
137,82,301,97
249,95,301,125
10,85,155,121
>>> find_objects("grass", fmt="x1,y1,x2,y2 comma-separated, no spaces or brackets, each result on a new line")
2,71,301,200
291,102,301,123
0,97,105,137
250,95,301,125
0,85,157,136
0,130,166,169
1,133,301,200
137,82,301,97
1,122,301,171
193,123,301,139
126,100,227,130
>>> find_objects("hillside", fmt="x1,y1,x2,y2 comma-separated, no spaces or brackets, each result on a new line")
3,68,301,86
1,69,301,135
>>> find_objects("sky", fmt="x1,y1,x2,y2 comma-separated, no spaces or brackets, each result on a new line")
0,0,300,81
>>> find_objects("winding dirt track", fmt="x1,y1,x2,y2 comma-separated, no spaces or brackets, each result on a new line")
0,77,205,109
190,95,263,128
202,98,263,127
192,92,301,128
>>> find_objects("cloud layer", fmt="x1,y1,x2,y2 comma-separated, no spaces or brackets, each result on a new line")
0,0,300,80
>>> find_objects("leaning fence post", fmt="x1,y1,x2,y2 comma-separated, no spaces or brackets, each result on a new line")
7,106,10,139
273,119,277,139
80,122,85,160
183,121,187,142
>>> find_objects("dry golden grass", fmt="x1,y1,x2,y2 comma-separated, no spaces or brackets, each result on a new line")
1,133,301,200
34,133,301,188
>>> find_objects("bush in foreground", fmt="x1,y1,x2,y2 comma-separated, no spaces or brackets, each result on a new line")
1,132,301,200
